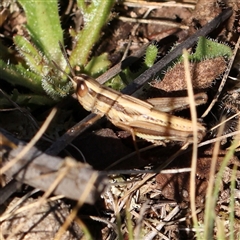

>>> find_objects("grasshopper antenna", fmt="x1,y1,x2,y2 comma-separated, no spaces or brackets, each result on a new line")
52,42,76,84
58,41,76,77
52,60,76,85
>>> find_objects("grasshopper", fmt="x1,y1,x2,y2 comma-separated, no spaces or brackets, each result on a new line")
70,74,206,144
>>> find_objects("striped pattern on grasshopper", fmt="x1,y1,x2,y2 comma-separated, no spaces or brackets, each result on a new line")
71,74,206,144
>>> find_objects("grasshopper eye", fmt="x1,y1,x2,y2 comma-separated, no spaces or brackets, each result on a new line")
76,80,88,97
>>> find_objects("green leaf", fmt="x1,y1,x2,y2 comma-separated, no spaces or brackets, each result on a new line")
84,53,111,77
0,59,44,93
191,36,233,61
105,75,126,91
12,35,71,100
112,43,159,90
1,1,116,105
13,35,50,75
18,0,65,68
144,43,158,68
70,0,115,68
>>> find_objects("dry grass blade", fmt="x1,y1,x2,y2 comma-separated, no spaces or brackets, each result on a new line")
182,49,200,235
118,16,189,30
123,0,196,9
54,172,99,240
203,119,225,239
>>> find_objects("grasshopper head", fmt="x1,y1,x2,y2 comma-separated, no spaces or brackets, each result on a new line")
73,75,89,97
72,74,101,112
